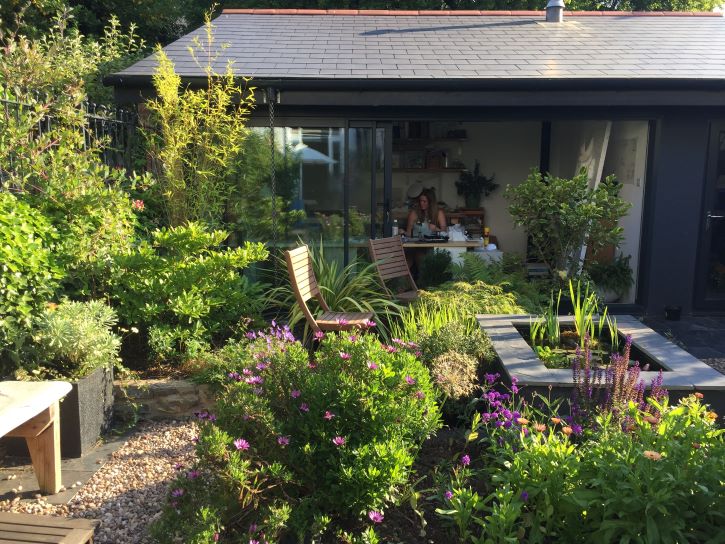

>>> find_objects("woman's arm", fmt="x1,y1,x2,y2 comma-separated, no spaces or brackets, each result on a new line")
437,209,447,231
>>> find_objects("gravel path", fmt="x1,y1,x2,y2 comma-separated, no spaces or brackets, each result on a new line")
0,421,197,544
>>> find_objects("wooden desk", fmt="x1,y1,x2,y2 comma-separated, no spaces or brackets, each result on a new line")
402,240,484,265
0,381,72,494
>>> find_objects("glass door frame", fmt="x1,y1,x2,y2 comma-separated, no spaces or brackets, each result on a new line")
345,121,392,264
695,120,725,311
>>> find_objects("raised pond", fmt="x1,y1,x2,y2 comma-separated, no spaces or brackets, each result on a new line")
478,314,725,414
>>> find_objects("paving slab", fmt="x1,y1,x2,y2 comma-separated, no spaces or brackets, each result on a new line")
645,316,725,376
0,432,127,505
478,314,724,392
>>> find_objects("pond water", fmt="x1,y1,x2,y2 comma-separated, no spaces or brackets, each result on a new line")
513,324,667,372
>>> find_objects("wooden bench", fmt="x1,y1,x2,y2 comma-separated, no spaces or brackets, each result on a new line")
285,245,373,332
0,381,72,495
368,237,419,303
0,512,97,543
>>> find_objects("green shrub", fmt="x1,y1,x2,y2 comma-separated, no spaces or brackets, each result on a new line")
418,321,495,366
0,81,147,300
418,249,453,289
152,324,441,541
109,222,268,363
420,281,527,316
19,299,121,380
391,280,524,344
505,169,631,280
418,322,495,423
0,192,61,373
438,381,725,543
0,13,145,107
452,252,547,312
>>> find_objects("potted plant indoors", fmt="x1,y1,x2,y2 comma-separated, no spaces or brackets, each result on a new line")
455,160,498,209
8,300,120,457
586,254,634,303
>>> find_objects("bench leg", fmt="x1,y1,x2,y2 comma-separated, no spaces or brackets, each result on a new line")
25,402,62,495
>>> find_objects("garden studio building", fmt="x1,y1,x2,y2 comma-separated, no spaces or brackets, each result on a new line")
107,8,725,317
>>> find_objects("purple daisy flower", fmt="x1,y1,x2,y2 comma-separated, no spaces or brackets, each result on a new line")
405,375,416,385
324,410,335,420
368,511,384,523
299,403,310,413
460,454,471,466
332,436,346,447
277,435,290,446
171,488,184,498
290,389,301,398
444,490,454,501
234,438,250,451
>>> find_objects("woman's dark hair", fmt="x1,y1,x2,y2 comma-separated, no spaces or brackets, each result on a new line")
419,188,439,225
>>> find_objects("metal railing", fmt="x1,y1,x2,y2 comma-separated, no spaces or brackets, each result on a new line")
0,89,140,177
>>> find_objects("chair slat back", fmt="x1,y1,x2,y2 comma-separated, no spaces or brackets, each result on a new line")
368,237,413,281
368,236,418,295
285,245,320,302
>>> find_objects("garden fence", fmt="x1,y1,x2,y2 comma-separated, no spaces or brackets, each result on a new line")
0,90,139,182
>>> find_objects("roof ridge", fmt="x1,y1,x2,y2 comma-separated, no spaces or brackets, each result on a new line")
221,8,722,17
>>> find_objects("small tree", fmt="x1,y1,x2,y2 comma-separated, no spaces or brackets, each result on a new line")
144,15,256,228
505,168,631,280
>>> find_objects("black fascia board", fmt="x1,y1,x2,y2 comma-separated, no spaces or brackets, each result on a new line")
104,74,725,93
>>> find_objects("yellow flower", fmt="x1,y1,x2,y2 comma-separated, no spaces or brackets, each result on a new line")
643,415,659,425
550,417,561,425
534,423,547,432
694,392,704,399
516,417,529,426
643,450,662,461
707,412,718,421
562,426,573,436
46,302,58,311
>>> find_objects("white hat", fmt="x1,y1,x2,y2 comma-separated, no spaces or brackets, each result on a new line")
406,182,424,199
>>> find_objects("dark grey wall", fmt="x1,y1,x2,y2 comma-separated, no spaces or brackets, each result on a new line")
641,112,712,316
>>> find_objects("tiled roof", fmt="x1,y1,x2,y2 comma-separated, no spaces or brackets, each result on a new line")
112,10,725,82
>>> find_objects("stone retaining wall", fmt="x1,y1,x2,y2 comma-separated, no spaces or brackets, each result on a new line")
114,379,215,421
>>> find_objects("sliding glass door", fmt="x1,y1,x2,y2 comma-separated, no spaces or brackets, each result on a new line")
348,122,391,259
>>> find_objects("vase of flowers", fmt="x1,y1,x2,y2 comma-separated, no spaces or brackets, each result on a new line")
455,160,498,209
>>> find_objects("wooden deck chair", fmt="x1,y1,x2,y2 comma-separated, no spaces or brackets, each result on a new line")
368,236,419,303
285,245,374,332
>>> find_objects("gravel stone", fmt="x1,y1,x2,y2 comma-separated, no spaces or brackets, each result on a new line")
0,421,197,544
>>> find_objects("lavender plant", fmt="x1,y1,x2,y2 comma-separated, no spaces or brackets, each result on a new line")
571,334,668,427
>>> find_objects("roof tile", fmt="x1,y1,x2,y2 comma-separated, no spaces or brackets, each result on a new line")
114,12,725,82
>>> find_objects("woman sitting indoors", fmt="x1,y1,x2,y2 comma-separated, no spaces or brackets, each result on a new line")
405,188,447,237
